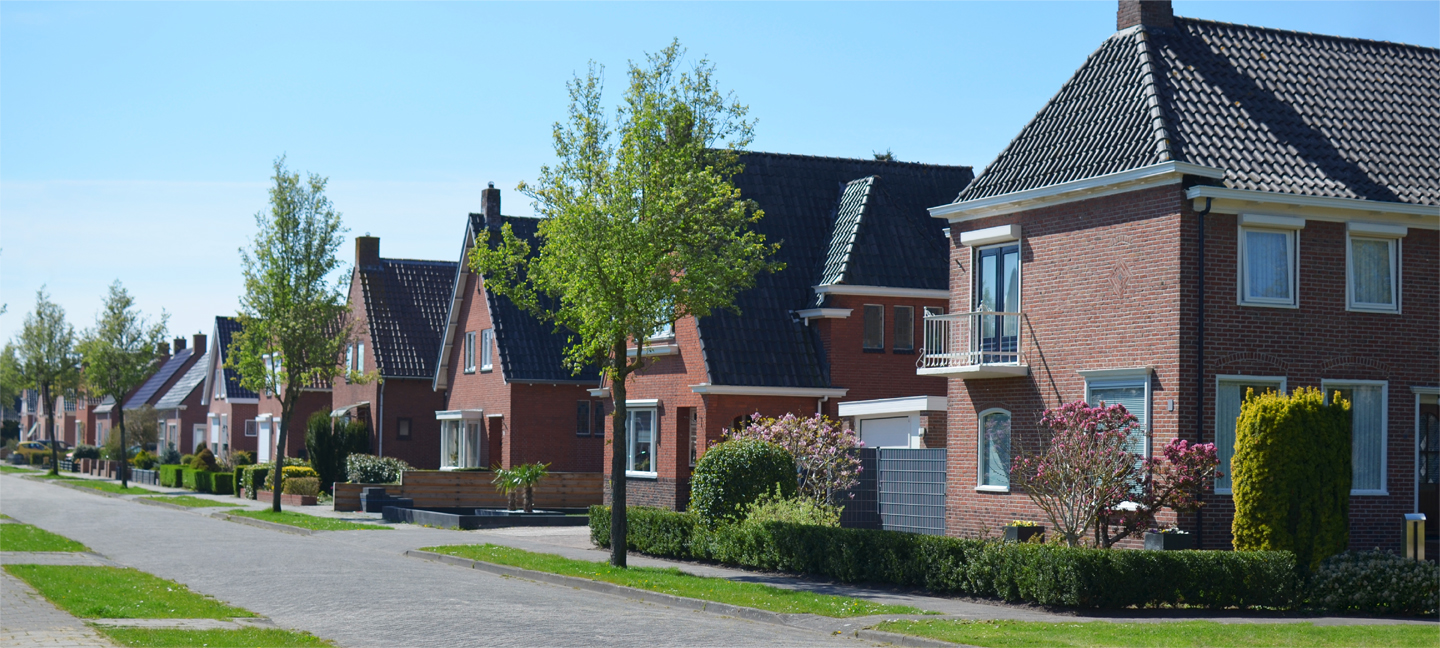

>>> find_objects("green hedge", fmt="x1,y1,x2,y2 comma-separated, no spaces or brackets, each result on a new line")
212,472,235,496
182,469,215,493
241,465,270,499
589,506,1298,610
158,464,185,488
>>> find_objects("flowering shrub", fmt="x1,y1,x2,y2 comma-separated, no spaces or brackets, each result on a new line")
345,454,411,484
728,412,862,506
1307,551,1439,616
1097,438,1219,548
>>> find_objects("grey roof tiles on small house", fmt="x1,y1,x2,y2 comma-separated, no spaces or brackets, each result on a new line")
957,17,1440,205
155,352,210,410
213,316,257,400
359,258,458,379
124,348,195,410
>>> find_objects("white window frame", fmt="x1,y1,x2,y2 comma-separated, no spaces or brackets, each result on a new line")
346,345,354,373
1322,379,1389,496
1084,370,1152,461
1345,233,1401,313
650,321,675,341
215,367,225,399
976,408,1011,492
1237,218,1301,308
480,329,494,372
1214,374,1287,495
463,331,477,373
625,406,658,478
356,342,364,374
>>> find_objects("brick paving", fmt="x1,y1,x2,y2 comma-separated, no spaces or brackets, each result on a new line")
0,475,863,647
0,571,113,647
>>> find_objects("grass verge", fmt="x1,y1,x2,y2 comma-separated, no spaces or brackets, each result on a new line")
144,495,240,508
94,627,334,647
229,509,389,531
4,565,254,619
872,619,1440,648
35,475,158,495
0,465,38,474
0,523,89,552
423,543,927,618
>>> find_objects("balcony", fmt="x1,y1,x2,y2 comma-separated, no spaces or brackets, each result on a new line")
917,311,1030,379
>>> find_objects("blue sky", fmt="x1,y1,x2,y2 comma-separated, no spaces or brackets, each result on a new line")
3,1,1437,344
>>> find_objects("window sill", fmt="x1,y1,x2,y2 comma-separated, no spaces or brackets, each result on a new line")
975,485,1010,493
1346,305,1400,314
863,348,886,354
1237,300,1299,310
480,367,493,373
463,369,476,375
892,349,915,355
625,471,658,480
1351,489,1389,497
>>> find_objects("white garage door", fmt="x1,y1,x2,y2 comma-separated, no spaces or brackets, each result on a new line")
860,416,912,449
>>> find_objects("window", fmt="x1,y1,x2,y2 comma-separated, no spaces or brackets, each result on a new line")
397,418,412,440
975,243,1021,363
1420,409,1439,488
245,420,257,437
356,343,364,373
480,329,494,371
688,409,699,467
626,408,656,476
1087,378,1150,461
1347,235,1399,312
978,409,1011,490
893,306,914,352
464,331,477,373
650,321,674,341
1239,226,1298,307
215,367,225,399
1214,376,1285,492
593,401,606,438
346,345,354,373
576,401,591,437
862,305,884,350
1324,380,1388,495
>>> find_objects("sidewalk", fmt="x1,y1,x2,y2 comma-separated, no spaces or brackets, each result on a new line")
1,566,114,647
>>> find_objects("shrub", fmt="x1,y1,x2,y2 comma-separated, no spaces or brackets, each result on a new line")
689,439,795,525
72,445,102,460
158,464,185,487
282,477,321,497
589,506,1298,610
1307,551,1439,616
132,450,157,471
743,487,841,528
211,472,235,496
159,443,181,466
1232,387,1350,572
189,447,219,472
729,412,862,505
182,468,214,492
231,450,255,467
180,454,195,466
241,465,269,499
346,454,410,484
305,413,369,494
265,465,320,491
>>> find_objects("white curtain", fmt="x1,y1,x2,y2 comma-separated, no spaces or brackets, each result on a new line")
1351,238,1393,306
1350,385,1384,492
1246,230,1291,300
980,411,1010,487
1215,383,1243,491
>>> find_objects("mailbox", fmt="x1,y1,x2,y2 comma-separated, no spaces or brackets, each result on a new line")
1404,513,1426,561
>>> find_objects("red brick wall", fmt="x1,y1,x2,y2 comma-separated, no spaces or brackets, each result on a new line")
160,387,210,456
816,294,949,404
257,388,328,458
206,395,258,457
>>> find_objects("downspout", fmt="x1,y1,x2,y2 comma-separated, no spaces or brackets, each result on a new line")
1195,196,1212,550
817,395,829,417
377,379,385,459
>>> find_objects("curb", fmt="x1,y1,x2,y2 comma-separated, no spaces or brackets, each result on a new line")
135,497,203,513
855,628,976,647
43,479,132,500
209,512,314,536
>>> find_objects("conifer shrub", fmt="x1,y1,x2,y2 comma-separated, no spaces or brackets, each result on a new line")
188,447,219,472
689,439,796,525
1231,387,1350,572
305,412,369,493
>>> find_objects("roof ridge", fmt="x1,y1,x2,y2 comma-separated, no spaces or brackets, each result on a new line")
742,150,972,171
1134,27,1175,163
1175,15,1440,53
378,257,459,266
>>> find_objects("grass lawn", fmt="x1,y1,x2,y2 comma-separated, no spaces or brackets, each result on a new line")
873,620,1440,648
143,495,240,508
0,465,39,474
94,627,334,647
34,475,158,495
0,523,89,552
4,565,254,619
229,509,389,531
423,543,928,618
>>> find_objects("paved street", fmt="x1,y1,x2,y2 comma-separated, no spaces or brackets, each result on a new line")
0,474,867,648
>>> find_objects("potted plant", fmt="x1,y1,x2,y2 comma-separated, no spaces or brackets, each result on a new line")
514,462,550,513
1144,526,1193,551
1004,520,1045,543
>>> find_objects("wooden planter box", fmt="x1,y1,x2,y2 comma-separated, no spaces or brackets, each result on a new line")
255,490,318,506
1144,531,1193,551
1004,525,1045,543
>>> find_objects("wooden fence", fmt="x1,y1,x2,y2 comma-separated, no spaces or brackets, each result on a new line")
333,470,603,512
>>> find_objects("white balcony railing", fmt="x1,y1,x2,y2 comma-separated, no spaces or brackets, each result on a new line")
917,311,1030,378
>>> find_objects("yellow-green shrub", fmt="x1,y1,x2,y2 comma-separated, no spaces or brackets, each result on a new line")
265,465,319,491
1232,387,1350,572
282,477,320,497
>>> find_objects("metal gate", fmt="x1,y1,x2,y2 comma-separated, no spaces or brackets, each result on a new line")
878,448,946,535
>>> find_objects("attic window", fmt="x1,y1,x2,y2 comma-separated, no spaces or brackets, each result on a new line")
464,331,477,373
480,329,494,372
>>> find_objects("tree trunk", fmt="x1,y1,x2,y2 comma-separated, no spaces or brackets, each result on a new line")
272,395,292,513
41,384,58,475
609,340,628,568
118,410,129,489
524,485,534,513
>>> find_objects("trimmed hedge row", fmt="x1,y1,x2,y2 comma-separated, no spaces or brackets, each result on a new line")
212,472,235,496
589,506,1297,610
159,464,185,488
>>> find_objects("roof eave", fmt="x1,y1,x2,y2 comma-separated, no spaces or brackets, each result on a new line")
1186,186,1440,229
932,162,1225,223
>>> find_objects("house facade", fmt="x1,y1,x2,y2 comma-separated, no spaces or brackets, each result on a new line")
431,185,604,473
122,338,205,452
330,236,455,469
923,1,1439,550
200,316,260,458
603,152,973,510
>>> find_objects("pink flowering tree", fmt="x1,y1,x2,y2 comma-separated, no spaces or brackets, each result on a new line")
1095,439,1220,548
729,412,863,506
1010,401,1141,547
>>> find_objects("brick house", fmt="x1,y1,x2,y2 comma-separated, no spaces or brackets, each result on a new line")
431,185,604,472
154,334,210,456
923,0,1439,550
200,316,260,458
120,338,205,452
331,236,455,470
601,152,974,510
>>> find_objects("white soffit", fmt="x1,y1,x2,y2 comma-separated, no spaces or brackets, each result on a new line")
330,401,370,417
435,409,484,420
1348,221,1408,238
1189,185,1440,230
1077,367,1153,381
812,285,949,300
959,224,1021,247
1239,213,1306,229
690,384,849,398
626,399,660,408
838,395,947,417
929,162,1225,222
794,308,853,320
588,388,611,398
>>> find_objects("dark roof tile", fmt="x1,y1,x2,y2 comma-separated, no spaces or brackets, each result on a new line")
359,258,458,379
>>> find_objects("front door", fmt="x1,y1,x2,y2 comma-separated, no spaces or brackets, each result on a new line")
975,244,1020,363
1419,403,1439,539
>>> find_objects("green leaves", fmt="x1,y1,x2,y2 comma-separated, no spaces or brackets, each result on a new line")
78,281,168,405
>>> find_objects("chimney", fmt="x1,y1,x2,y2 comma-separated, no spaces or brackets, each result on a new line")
1117,0,1173,30
173,336,186,352
356,236,380,267
192,333,207,355
481,182,502,231
155,341,171,362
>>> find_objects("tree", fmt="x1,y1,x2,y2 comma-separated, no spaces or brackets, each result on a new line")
470,40,780,567
11,289,81,475
115,404,161,462
1095,438,1220,548
229,158,352,513
78,281,167,488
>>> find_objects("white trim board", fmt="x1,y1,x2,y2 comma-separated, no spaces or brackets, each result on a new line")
838,395,946,417
811,284,949,300
931,162,1225,222
434,409,485,420
1188,185,1440,229
689,384,849,398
